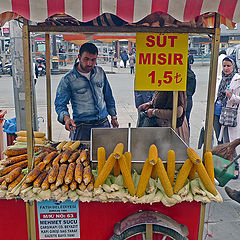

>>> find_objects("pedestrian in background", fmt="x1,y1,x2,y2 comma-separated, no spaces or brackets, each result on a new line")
129,52,135,74
120,49,129,68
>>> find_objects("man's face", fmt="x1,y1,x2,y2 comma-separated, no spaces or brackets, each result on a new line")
78,51,97,73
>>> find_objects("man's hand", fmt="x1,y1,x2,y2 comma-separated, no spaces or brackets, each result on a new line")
147,109,154,118
111,119,119,128
138,102,151,112
64,116,76,131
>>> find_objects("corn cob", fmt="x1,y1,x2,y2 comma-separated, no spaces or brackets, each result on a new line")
136,158,155,198
83,166,92,185
113,161,121,176
61,184,69,193
25,162,46,183
94,153,116,188
70,179,77,191
188,164,197,180
16,136,46,145
0,160,28,177
62,141,72,151
68,141,81,152
75,163,84,184
204,151,215,185
3,148,27,157
5,167,22,183
8,173,25,191
3,154,28,166
43,152,58,165
167,150,175,186
60,149,73,163
45,162,52,171
48,163,59,183
64,163,76,185
56,141,67,151
118,155,135,196
68,151,80,163
97,147,106,174
155,158,174,197
33,171,48,188
41,174,50,190
173,159,193,194
52,153,63,165
50,183,58,191
87,176,94,191
0,176,6,184
1,180,8,190
16,131,45,138
82,159,90,167
56,164,68,187
187,148,202,164
113,143,124,159
148,144,158,164
34,152,48,166
196,162,217,196
21,179,32,190
124,152,132,172
76,149,88,163
79,182,86,191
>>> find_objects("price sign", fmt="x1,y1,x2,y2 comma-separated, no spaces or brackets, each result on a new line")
135,33,188,91
37,200,80,239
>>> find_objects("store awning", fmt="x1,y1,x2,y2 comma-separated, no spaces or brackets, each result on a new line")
0,0,240,27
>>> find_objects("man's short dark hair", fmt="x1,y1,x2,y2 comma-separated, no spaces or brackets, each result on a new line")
79,43,98,56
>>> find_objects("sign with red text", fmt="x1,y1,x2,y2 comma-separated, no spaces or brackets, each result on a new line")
37,200,80,239
135,33,188,91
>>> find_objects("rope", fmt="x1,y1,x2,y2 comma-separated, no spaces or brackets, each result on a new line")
204,202,213,239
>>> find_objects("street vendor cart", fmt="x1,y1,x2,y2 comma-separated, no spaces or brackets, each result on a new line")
1,1,240,240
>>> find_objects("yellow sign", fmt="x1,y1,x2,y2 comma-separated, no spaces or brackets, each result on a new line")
135,33,189,91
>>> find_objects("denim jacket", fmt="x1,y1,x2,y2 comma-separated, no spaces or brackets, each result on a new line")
55,64,117,125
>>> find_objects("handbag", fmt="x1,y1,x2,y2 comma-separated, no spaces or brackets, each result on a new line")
137,110,158,127
219,107,238,127
214,101,223,116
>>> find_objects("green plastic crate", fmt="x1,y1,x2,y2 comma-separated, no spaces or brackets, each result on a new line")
213,155,235,187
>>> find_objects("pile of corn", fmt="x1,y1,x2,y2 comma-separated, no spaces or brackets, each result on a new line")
14,131,49,146
0,141,94,202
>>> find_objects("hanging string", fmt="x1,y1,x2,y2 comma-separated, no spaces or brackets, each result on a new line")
204,202,213,239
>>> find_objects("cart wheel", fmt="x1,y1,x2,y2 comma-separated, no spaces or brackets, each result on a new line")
110,224,189,240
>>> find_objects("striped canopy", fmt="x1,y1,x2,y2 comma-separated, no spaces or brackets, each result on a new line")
0,0,240,26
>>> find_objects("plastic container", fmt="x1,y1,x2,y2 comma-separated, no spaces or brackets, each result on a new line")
213,155,235,187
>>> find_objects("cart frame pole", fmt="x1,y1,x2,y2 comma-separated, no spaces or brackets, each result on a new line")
22,19,36,240
45,33,52,141
198,13,221,240
172,91,178,131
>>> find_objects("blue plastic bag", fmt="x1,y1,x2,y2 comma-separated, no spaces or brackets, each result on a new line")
3,117,17,134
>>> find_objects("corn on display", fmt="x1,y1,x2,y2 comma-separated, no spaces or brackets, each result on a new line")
0,140,222,205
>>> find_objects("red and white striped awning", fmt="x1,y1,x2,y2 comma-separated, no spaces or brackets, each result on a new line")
0,0,240,25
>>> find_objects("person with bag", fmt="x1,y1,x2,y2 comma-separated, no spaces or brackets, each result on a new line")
138,91,189,144
214,56,240,144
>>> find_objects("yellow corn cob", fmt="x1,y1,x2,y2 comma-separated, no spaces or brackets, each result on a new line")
188,164,197,180
69,141,81,152
196,162,217,196
167,150,175,186
113,160,121,176
187,148,202,164
113,143,124,159
62,141,72,151
97,147,106,174
148,144,158,165
151,165,157,179
94,153,116,188
16,131,45,138
173,159,193,194
56,141,67,151
155,158,173,197
118,155,135,196
136,158,154,197
16,136,46,145
204,151,215,185
124,152,132,172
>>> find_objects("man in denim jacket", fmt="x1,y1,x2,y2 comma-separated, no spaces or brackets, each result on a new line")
55,43,119,141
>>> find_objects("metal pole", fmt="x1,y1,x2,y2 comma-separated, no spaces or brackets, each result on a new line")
22,19,36,240
45,34,52,141
198,13,221,240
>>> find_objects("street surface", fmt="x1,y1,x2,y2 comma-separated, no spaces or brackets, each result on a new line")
1,63,240,239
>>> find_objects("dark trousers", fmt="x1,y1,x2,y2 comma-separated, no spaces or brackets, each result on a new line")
130,66,134,74
70,119,110,141
123,60,127,68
